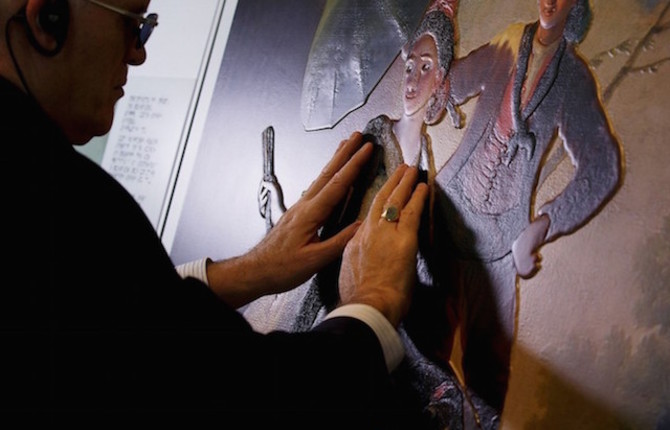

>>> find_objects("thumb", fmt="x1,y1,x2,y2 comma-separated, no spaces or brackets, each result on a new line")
312,221,362,263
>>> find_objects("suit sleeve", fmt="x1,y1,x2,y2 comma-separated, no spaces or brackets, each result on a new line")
142,275,415,427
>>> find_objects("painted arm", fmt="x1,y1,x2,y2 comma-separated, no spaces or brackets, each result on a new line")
435,41,498,187
448,41,494,106
512,214,550,278
258,126,287,232
537,59,623,244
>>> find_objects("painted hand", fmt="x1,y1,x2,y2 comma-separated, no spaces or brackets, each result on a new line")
258,178,287,230
512,214,550,278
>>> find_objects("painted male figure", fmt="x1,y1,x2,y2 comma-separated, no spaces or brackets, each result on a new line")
430,0,623,418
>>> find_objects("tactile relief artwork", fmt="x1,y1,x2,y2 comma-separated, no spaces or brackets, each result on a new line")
169,1,670,428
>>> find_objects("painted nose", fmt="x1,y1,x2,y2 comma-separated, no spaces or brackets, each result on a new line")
406,71,420,94
405,80,417,97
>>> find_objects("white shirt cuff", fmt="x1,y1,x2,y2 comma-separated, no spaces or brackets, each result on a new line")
324,304,405,372
175,258,211,285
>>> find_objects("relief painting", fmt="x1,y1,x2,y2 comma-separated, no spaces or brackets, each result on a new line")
256,0,624,427
169,0,670,428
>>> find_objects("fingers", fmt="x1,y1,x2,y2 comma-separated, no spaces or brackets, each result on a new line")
309,220,361,265
369,165,427,230
302,132,367,200
385,167,420,215
369,164,409,219
306,138,374,221
370,164,422,218
398,182,429,232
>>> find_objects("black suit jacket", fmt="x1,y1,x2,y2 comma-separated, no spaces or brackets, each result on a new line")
1,78,424,428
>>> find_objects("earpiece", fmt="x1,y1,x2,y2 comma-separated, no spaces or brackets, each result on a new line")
5,0,70,102
27,0,70,56
40,0,69,34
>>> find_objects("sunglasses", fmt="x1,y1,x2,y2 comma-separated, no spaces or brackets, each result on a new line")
86,0,159,49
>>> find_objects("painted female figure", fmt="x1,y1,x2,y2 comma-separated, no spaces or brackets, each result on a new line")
293,7,473,428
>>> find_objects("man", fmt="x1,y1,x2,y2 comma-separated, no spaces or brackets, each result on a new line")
0,0,429,427
430,0,623,422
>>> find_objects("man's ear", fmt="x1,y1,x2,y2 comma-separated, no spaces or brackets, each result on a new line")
24,0,69,56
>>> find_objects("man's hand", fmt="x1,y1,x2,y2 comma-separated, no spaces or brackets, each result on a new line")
207,132,375,308
338,165,429,327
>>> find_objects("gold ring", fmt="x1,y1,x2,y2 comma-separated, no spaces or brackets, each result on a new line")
381,205,400,222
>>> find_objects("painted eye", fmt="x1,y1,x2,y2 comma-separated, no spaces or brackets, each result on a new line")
422,62,432,72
